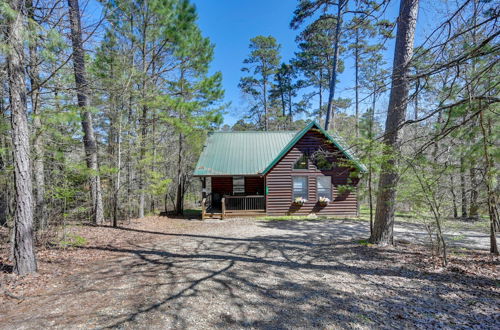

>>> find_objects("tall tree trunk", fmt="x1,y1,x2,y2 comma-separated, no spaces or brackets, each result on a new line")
0,78,8,227
126,93,133,220
113,113,122,227
278,75,286,119
175,133,184,215
139,100,147,218
368,82,377,235
27,0,46,230
354,21,360,139
263,77,268,131
449,172,458,218
479,111,498,254
469,165,479,220
318,69,323,121
7,0,37,274
138,16,148,218
324,0,343,131
370,0,419,245
67,0,104,225
460,155,468,218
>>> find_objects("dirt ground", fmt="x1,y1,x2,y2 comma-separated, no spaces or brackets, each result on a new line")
1,217,499,329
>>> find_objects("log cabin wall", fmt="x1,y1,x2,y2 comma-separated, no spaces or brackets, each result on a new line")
211,176,265,196
265,128,359,216
211,177,232,197
245,177,265,195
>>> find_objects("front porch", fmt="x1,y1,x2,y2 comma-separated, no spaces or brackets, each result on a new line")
200,176,266,219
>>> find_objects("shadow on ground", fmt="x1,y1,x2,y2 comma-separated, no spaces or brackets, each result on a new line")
2,220,498,329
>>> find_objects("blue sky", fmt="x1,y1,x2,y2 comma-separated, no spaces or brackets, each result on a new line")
190,0,407,127
191,0,302,126
87,0,437,127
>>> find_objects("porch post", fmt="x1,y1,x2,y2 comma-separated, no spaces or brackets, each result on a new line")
202,177,207,199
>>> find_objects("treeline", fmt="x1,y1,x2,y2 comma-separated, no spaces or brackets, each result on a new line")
1,0,224,274
232,0,499,260
0,0,498,275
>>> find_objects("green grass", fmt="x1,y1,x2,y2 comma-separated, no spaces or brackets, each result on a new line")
258,206,489,233
257,215,364,221
358,239,373,246
59,234,87,248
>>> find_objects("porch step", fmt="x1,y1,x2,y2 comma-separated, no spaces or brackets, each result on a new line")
202,212,223,220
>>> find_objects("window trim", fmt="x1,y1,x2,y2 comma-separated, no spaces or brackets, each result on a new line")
233,176,245,195
316,176,332,200
292,176,308,201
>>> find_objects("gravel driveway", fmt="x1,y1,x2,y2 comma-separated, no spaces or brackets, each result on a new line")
2,219,498,329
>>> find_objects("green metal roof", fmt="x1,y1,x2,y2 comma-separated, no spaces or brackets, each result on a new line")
193,131,297,176
193,121,367,176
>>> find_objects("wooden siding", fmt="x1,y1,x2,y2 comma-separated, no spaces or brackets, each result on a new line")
245,177,265,195
211,177,232,196
211,176,264,196
265,128,359,216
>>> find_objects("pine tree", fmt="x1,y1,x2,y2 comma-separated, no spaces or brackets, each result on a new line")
291,0,347,131
239,35,281,131
67,0,105,225
370,0,419,245
6,0,38,274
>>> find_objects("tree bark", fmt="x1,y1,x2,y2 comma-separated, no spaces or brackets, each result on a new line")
67,0,104,225
263,76,268,131
175,133,184,215
7,0,38,274
318,68,323,121
27,0,46,230
0,78,8,227
324,0,343,131
370,0,419,245
354,21,360,139
138,13,149,218
469,166,479,220
449,173,458,218
479,111,498,254
460,155,468,218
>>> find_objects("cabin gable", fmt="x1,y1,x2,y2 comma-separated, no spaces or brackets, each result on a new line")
265,128,359,216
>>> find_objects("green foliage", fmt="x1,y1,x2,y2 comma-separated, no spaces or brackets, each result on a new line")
59,234,87,248
239,35,281,128
146,171,172,198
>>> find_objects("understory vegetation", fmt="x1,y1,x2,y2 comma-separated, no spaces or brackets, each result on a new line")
0,0,498,291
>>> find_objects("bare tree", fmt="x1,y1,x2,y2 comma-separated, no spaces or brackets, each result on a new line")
67,0,104,224
370,0,419,245
7,0,38,274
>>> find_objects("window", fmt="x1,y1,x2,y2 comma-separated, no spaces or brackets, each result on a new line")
294,154,308,170
317,176,332,200
292,176,308,200
233,176,244,195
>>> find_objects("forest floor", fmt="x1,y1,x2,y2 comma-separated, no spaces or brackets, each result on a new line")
1,217,499,329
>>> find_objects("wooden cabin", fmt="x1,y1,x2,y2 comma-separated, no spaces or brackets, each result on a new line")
193,121,367,219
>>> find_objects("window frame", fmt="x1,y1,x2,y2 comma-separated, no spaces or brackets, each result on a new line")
316,176,332,200
292,176,308,201
233,176,245,195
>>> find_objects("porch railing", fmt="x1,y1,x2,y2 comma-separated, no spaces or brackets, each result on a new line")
223,195,265,212
202,194,265,220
